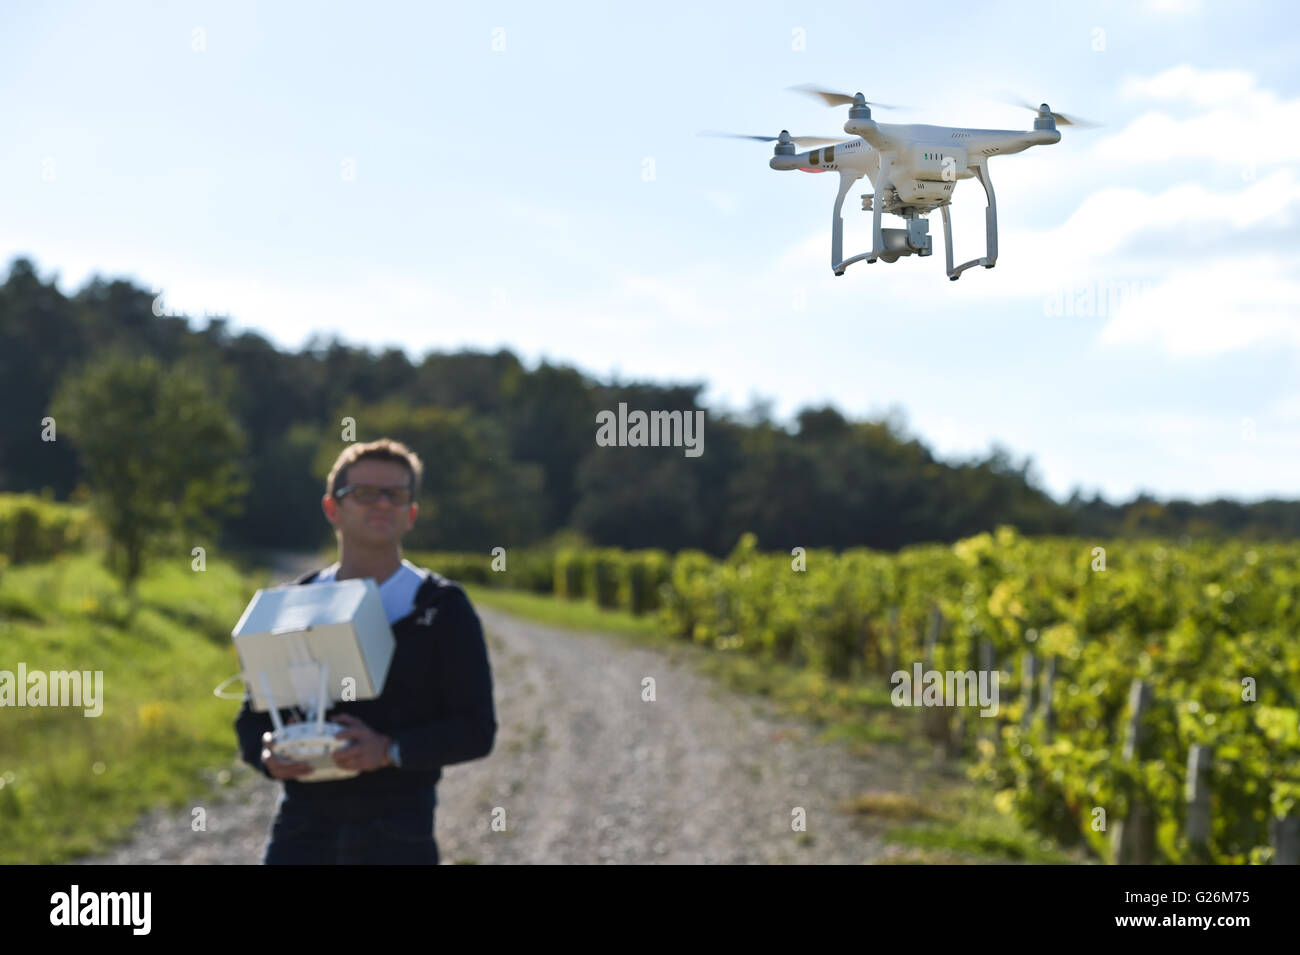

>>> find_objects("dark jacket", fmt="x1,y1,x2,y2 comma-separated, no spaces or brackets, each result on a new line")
234,567,497,818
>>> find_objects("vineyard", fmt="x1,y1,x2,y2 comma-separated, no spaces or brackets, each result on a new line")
413,528,1300,864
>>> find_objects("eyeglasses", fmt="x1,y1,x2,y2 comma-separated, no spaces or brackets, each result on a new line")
334,484,413,507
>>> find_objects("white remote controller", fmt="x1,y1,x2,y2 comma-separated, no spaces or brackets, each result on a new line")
273,721,358,782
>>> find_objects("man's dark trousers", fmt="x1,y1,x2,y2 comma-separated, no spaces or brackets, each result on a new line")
264,800,440,865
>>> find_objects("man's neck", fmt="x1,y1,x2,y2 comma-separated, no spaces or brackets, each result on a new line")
334,544,403,585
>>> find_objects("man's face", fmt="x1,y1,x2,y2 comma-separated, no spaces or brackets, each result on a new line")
322,459,419,546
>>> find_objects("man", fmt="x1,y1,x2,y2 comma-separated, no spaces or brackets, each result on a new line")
235,438,497,864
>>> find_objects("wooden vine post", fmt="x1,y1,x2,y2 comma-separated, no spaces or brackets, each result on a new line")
1184,744,1213,863
1112,679,1155,865
922,605,951,750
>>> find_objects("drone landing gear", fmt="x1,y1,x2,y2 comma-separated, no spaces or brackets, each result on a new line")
830,171,867,276
829,169,932,275
940,160,998,281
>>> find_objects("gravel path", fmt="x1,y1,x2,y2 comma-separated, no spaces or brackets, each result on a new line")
78,553,952,865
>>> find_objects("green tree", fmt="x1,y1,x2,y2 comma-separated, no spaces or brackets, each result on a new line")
49,351,247,596
315,400,546,551
0,257,87,495
502,361,597,528
571,449,709,550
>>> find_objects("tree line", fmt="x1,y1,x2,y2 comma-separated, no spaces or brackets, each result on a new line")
2,254,1297,562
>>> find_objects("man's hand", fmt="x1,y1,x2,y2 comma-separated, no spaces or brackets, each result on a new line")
330,712,393,773
261,728,316,780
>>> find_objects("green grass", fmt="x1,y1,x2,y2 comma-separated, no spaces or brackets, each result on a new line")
465,586,666,642
884,817,1080,863
0,551,260,863
841,782,1087,863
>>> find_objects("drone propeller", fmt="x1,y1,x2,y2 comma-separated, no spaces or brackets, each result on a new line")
788,85,906,110
1000,95,1100,128
700,130,844,147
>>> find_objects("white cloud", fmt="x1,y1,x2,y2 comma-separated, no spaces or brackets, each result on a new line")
1146,0,1202,12
1050,169,1299,256
1272,392,1300,420
1098,254,1300,354
1099,65,1300,167
1040,408,1300,502
496,197,574,235
1121,64,1253,107
703,191,743,216
1004,168,1300,356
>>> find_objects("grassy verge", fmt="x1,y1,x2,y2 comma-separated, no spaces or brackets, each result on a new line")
464,585,1087,864
465,585,665,641
0,552,266,863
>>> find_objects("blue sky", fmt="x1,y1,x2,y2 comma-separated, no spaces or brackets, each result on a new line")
3,0,1298,504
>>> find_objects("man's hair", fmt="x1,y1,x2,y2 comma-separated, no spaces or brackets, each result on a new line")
326,439,424,500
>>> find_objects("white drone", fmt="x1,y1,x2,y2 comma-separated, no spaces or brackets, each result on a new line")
710,85,1095,279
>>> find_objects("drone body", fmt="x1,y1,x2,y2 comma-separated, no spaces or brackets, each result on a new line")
720,89,1086,279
